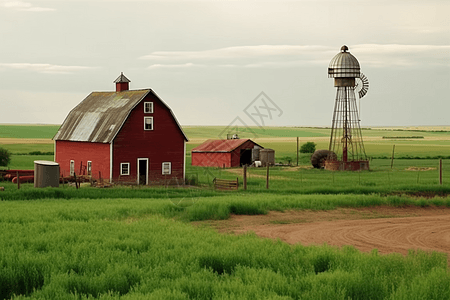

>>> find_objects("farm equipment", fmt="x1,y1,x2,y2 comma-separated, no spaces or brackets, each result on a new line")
1,170,34,181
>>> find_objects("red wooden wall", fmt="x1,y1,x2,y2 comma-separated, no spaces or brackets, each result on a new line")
55,140,110,179
191,152,231,168
192,140,258,168
112,92,186,183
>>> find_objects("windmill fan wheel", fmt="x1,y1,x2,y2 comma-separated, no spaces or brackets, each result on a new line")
356,73,369,98
311,150,337,169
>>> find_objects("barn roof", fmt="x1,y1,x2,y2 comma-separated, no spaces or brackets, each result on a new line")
53,89,188,143
191,139,262,153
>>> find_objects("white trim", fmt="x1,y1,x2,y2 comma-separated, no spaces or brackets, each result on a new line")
162,162,171,175
120,163,130,175
183,140,186,179
108,90,151,142
148,89,189,141
87,161,92,176
54,141,56,162
110,142,113,181
137,158,149,185
144,101,154,113
144,117,154,131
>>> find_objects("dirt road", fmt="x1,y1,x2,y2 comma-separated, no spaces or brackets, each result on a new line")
200,206,450,256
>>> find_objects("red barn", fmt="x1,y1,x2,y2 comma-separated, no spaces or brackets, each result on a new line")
53,73,188,184
191,139,263,167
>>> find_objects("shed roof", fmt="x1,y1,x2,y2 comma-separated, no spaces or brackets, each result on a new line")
53,89,188,143
192,139,262,153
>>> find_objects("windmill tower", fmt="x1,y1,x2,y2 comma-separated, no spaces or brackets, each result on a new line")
324,45,369,171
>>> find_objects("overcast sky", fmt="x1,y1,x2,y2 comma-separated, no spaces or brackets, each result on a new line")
0,0,449,128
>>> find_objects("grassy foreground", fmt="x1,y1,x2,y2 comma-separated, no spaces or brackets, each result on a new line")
1,195,450,300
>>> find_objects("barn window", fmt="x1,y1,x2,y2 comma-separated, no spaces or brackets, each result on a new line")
70,160,75,176
144,102,153,113
144,117,153,130
120,163,130,176
162,162,171,175
87,161,92,176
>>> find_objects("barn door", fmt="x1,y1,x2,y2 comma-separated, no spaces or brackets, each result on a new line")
240,149,252,166
137,158,148,185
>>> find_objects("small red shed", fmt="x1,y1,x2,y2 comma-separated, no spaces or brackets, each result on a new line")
53,73,188,184
191,139,263,168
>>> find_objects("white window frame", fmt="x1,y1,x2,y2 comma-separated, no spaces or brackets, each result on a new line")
120,163,130,176
162,162,171,175
144,102,153,113
144,117,153,131
87,161,92,176
70,160,75,176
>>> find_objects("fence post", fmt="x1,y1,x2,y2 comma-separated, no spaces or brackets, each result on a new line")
439,159,443,185
16,171,20,190
296,137,299,166
243,165,247,190
74,172,79,189
390,145,395,169
266,164,269,189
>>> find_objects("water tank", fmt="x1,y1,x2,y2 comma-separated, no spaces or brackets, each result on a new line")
328,45,360,87
252,146,262,162
34,160,60,188
260,149,275,167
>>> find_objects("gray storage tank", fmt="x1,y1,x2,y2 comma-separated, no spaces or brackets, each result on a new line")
34,160,60,188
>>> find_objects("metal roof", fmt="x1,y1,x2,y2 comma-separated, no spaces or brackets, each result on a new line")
328,45,360,78
54,89,188,143
192,139,262,153
113,72,131,83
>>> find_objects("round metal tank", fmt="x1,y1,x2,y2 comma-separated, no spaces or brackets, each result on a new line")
328,45,360,87
260,149,275,167
34,160,60,188
252,146,261,162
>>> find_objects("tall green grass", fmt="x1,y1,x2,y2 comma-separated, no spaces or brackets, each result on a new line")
1,197,449,299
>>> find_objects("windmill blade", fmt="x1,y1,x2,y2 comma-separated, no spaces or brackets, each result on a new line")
358,73,369,99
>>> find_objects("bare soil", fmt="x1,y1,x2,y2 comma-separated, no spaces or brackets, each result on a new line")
0,138,54,144
195,206,450,256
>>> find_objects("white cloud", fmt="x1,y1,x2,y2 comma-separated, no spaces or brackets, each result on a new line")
353,44,450,68
0,1,55,11
0,63,96,74
141,45,327,61
147,63,204,69
140,44,450,69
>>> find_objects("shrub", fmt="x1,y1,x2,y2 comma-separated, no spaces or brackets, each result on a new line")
300,142,316,154
0,147,11,167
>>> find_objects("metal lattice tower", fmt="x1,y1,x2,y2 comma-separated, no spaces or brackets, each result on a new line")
326,45,369,170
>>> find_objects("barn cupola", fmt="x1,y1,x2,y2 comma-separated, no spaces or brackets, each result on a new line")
114,72,131,92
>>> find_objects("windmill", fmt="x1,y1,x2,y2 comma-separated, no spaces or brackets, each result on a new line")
324,45,370,171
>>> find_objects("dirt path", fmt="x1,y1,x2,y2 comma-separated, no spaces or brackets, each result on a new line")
197,206,450,256
0,138,54,144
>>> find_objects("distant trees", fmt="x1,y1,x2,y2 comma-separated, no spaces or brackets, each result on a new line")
0,147,11,167
299,142,316,154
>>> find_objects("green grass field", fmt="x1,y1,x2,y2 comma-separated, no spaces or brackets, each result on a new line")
0,125,60,139
2,124,450,299
1,194,450,299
